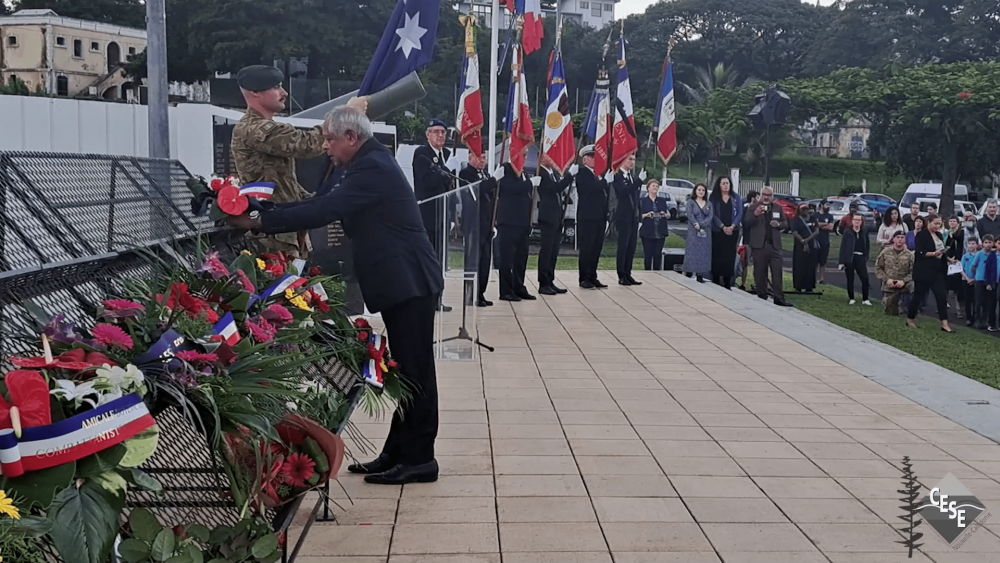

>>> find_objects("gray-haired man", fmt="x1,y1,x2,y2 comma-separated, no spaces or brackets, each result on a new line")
743,186,793,307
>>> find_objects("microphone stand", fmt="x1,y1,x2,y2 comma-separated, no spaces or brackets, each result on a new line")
416,159,496,353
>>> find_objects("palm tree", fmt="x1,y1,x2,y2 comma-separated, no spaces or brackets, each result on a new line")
680,63,758,106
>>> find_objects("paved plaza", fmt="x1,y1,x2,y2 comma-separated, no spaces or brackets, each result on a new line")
291,270,1000,563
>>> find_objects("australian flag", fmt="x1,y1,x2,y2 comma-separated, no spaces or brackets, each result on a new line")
358,0,442,96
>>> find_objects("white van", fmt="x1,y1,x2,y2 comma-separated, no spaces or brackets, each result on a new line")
660,178,696,219
899,183,970,209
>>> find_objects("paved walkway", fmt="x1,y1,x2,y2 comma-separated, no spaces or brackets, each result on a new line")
292,270,1000,563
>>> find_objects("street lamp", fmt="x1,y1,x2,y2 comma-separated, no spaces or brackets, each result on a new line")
748,86,790,185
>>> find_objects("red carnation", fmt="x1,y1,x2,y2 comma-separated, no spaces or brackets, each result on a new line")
358,330,369,341
353,318,371,329
176,351,219,364
209,177,233,192
315,299,330,313
308,266,321,277
265,263,284,276
958,90,972,100
216,184,249,216
91,324,134,350
388,359,398,369
235,269,255,293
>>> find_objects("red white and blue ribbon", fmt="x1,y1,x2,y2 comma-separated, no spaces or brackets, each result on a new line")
239,182,275,200
248,274,309,308
0,393,156,478
213,312,240,346
363,333,387,389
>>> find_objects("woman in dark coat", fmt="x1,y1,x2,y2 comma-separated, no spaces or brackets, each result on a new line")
792,204,819,292
907,214,953,332
709,176,743,289
838,213,871,305
639,178,670,270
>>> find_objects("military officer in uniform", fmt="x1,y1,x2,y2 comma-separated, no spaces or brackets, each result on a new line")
613,154,645,286
459,153,499,307
495,163,539,302
412,119,455,312
230,65,327,258
576,145,613,289
536,154,576,295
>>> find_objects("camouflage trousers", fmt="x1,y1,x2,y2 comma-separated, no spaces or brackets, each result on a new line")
252,232,312,260
882,281,914,316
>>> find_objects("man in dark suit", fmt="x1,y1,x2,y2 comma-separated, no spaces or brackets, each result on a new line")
743,186,794,307
459,153,499,307
411,119,454,312
226,106,444,484
613,154,644,286
495,163,539,301
537,154,576,295
576,145,612,289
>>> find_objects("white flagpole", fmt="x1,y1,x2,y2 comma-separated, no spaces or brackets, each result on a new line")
487,0,501,171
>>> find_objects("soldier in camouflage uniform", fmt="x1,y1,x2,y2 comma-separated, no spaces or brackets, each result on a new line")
875,230,915,316
230,65,325,258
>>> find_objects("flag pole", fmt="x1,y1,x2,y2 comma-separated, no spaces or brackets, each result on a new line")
487,0,500,173
492,17,524,237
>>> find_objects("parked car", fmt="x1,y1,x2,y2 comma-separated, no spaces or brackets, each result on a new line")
660,178,696,219
772,194,803,223
900,182,970,209
916,198,978,219
825,196,878,231
851,193,896,216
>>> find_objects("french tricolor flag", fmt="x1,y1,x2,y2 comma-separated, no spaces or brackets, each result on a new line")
213,312,240,346
505,0,543,55
611,29,638,172
239,182,275,200
655,57,678,165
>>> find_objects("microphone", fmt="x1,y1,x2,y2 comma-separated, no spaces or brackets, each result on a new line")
419,154,459,181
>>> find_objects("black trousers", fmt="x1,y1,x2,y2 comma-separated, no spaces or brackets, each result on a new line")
976,282,998,326
752,243,784,302
380,293,439,465
538,221,562,287
909,274,949,321
642,237,665,270
463,230,493,298
498,225,529,297
844,255,870,301
964,282,977,322
578,220,606,283
616,218,638,280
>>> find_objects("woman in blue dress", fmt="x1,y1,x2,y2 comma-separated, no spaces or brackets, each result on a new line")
683,183,720,282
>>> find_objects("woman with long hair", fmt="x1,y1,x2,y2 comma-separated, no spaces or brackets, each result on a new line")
876,206,908,251
838,213,871,305
709,176,743,289
639,179,671,270
907,214,953,332
683,183,719,283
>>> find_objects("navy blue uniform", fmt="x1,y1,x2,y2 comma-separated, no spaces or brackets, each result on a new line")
613,170,642,281
496,163,533,298
459,165,497,300
576,166,610,285
537,167,574,288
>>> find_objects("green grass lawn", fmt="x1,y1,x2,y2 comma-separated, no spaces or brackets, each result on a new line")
783,273,1000,390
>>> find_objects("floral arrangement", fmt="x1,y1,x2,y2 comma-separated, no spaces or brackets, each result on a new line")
187,175,275,220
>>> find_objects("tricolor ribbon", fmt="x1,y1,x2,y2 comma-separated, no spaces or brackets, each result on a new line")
248,274,309,309
239,182,275,200
0,393,156,478
133,329,195,365
213,312,240,346
363,333,387,389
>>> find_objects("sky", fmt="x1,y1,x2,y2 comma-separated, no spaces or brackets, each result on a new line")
616,0,838,19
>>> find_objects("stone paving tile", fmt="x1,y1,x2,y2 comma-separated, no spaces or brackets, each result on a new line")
296,271,1000,561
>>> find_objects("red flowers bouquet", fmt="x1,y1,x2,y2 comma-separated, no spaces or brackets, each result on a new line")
187,175,276,221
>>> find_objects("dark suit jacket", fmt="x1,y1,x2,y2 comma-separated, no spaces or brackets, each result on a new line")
912,229,948,283
576,166,609,223
743,200,789,250
537,167,574,225
260,138,444,313
613,170,642,224
412,144,452,231
838,226,871,265
639,196,670,239
496,163,533,227
458,165,496,238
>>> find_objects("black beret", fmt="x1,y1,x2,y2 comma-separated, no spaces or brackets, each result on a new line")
427,119,448,130
236,65,284,91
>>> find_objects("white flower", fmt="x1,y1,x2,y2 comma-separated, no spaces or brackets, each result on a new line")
98,388,123,406
94,364,146,394
51,380,99,409
285,401,298,411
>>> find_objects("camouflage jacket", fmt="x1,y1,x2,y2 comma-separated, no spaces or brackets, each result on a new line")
230,107,325,203
875,246,914,289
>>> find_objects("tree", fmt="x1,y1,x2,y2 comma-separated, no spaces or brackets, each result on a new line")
679,62,757,105
11,0,145,28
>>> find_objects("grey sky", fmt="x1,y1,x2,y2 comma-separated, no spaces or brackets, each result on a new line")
616,0,837,19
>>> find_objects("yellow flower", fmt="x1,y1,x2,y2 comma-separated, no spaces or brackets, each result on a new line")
284,288,296,300
240,250,251,255
256,258,266,270
0,490,20,519
289,296,311,311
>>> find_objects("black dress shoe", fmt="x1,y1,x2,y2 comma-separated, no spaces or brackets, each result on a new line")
476,298,493,307
580,281,596,289
774,300,795,308
499,294,522,302
364,460,439,485
439,304,453,312
515,291,537,300
593,280,608,288
627,277,642,286
619,278,633,286
348,453,396,475
552,285,568,294
538,286,558,295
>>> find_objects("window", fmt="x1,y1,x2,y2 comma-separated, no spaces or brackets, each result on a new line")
579,1,588,7
56,36,66,47
604,3,612,9
591,3,601,16
128,46,136,55
90,41,100,52
73,39,83,58
6,35,17,47
471,3,491,22
56,75,68,96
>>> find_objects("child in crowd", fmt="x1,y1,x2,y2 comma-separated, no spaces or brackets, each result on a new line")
961,238,979,326
972,235,1000,331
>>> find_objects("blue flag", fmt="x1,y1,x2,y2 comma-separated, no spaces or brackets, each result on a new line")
358,0,442,96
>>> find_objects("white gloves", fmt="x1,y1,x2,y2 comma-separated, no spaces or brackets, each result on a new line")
568,164,579,176
639,169,647,181
603,172,614,183
531,176,542,188
445,154,462,172
492,165,506,180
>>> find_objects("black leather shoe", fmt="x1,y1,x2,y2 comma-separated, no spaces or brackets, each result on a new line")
627,277,642,286
580,281,596,289
515,291,537,300
348,453,396,475
593,280,608,288
619,278,633,286
552,285,568,294
364,460,439,485
499,294,522,302
439,304,453,312
538,286,558,295
774,300,795,308
476,298,493,307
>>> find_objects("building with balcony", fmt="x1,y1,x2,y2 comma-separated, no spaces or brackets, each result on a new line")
0,9,145,100
457,0,619,30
